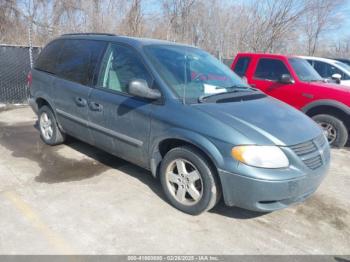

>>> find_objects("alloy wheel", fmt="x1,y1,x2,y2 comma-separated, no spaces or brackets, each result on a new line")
318,121,337,144
40,112,53,140
165,159,203,206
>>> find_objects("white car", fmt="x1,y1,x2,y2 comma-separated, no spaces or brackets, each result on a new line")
299,56,350,86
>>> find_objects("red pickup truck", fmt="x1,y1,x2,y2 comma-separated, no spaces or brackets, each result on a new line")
231,53,350,147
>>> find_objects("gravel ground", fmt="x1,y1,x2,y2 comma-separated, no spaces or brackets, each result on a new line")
0,106,349,255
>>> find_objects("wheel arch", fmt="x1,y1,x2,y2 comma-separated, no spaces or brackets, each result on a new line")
149,129,224,178
36,97,53,110
302,100,350,129
35,96,64,131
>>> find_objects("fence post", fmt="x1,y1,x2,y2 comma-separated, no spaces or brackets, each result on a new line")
28,19,33,69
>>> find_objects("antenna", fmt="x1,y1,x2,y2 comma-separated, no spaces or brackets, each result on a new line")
183,53,187,105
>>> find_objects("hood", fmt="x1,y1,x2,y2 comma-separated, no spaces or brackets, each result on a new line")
193,96,321,146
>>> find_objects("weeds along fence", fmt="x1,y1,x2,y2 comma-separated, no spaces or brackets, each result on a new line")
0,44,40,104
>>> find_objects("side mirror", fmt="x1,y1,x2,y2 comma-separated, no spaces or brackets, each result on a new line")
128,79,161,100
331,73,342,84
279,74,295,84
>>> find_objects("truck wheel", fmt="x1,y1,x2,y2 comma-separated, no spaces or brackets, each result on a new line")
160,146,220,215
312,114,348,147
38,105,65,145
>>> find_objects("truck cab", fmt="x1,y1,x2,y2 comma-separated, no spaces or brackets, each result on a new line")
232,53,350,147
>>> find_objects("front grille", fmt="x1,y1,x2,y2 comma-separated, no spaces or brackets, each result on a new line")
289,141,317,156
289,135,329,170
303,155,323,170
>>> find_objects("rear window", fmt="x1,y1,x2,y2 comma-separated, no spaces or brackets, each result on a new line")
34,40,64,74
55,39,106,86
233,57,251,77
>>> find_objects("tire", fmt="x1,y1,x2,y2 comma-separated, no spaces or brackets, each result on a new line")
159,146,220,215
312,114,348,148
38,105,65,145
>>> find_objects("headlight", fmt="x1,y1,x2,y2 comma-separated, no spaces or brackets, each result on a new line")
231,145,289,169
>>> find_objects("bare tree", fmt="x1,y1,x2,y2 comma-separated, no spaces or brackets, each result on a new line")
240,0,307,53
325,35,350,57
0,0,22,43
0,0,348,58
123,0,143,36
162,0,196,42
303,0,346,55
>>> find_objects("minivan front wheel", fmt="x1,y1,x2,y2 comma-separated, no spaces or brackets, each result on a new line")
38,105,65,145
312,114,348,147
160,146,220,215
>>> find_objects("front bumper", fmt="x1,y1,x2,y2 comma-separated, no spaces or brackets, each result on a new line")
218,163,329,212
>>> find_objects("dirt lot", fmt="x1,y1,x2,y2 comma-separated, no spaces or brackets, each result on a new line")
0,106,349,255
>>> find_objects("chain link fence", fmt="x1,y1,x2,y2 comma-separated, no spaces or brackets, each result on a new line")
0,44,41,104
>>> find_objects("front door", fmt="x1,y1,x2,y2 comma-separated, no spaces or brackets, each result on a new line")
88,43,156,167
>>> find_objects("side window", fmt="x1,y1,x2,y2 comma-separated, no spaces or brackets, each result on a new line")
234,57,251,77
314,61,345,79
254,58,290,81
55,40,106,86
313,61,329,78
98,44,152,94
327,65,345,79
34,40,64,74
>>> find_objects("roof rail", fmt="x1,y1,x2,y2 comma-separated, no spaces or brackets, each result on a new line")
61,33,116,36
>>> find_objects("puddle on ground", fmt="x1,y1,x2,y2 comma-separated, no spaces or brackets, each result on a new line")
296,195,349,231
0,121,148,184
0,118,170,213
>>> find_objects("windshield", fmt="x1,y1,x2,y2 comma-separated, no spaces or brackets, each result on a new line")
144,45,249,102
289,58,323,82
335,61,350,73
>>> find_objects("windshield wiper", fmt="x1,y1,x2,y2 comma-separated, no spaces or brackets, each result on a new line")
198,87,252,103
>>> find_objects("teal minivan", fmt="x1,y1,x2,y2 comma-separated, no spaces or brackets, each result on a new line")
28,33,330,215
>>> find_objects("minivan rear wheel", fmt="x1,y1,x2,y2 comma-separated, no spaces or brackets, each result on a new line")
312,114,348,147
38,105,65,145
160,146,220,215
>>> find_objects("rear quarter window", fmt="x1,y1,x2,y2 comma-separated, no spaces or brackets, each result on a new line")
34,40,64,74
233,57,251,77
55,39,106,86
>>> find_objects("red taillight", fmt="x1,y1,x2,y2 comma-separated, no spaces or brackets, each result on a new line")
27,71,32,87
